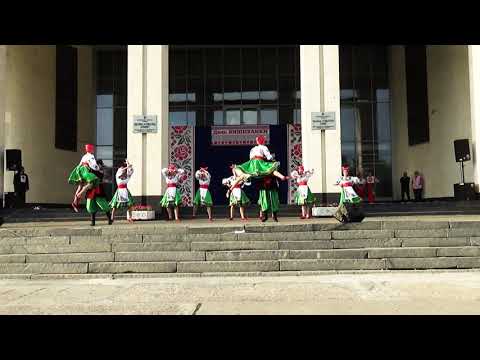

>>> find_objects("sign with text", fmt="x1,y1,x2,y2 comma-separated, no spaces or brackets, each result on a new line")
211,125,270,146
311,112,336,130
133,115,158,133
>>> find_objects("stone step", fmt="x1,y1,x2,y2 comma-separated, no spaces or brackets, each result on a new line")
0,255,480,274
4,220,480,239
2,246,480,264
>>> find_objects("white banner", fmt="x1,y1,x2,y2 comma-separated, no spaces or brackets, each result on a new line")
211,125,269,146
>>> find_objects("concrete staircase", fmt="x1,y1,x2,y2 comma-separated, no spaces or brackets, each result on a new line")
1,220,480,278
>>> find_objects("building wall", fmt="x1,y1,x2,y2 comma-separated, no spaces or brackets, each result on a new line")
4,45,94,204
391,45,473,199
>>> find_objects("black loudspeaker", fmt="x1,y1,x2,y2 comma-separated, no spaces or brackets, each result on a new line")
5,149,21,171
454,183,476,201
454,139,471,162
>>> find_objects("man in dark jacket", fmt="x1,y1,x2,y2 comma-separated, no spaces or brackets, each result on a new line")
400,172,410,202
13,166,29,208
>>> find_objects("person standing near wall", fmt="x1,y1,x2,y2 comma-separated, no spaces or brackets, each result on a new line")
400,171,411,202
366,172,380,204
13,166,29,208
412,171,424,202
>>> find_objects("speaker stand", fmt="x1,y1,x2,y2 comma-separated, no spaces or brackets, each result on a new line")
459,160,465,185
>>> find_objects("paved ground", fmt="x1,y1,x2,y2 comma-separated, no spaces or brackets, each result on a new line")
0,271,480,314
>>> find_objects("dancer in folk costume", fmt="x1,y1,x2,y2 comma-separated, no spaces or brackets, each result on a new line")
192,165,213,221
84,161,112,226
335,165,362,206
160,164,186,221
366,172,380,204
333,165,364,223
291,165,315,219
257,175,280,223
229,135,288,191
68,144,101,212
355,171,367,201
222,166,250,221
109,159,135,223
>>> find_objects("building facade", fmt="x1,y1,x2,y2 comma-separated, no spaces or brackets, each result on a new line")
0,45,477,206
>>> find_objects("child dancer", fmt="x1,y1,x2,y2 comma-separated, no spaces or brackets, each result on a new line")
258,175,280,222
222,167,250,221
68,144,100,213
335,165,362,205
366,172,380,204
193,165,213,221
333,165,364,223
291,165,315,219
109,159,135,223
160,164,186,221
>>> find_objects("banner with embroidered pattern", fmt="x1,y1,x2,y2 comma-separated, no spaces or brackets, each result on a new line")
288,124,302,204
169,126,195,206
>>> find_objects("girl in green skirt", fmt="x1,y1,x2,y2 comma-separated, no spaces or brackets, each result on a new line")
109,160,135,223
291,165,315,219
160,164,186,221
222,168,250,221
193,166,213,221
68,144,100,213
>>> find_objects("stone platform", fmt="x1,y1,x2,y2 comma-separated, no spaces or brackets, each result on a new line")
1,215,480,277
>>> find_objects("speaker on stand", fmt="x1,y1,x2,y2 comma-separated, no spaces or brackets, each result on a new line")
453,139,475,200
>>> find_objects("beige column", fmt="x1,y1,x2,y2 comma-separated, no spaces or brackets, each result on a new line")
300,45,341,200
127,45,169,202
0,46,6,205
468,45,480,190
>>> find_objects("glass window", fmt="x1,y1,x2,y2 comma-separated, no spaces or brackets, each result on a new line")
114,108,127,152
242,47,259,76
96,108,113,145
279,47,295,76
340,106,356,143
260,109,278,125
260,77,278,104
225,110,241,125
169,111,188,125
187,77,202,104
173,48,187,77
206,77,222,105
96,145,113,160
97,95,113,108
260,47,277,77
242,77,259,104
224,77,241,103
213,110,223,125
188,49,204,78
206,48,222,77
243,109,258,125
224,48,241,76
279,77,295,105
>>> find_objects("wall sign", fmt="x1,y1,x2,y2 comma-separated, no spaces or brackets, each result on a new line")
133,115,158,133
311,112,336,130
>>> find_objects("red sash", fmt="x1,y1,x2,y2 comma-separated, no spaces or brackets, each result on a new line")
199,184,209,189
118,184,127,189
341,182,353,187
167,183,177,188
232,184,241,189
252,156,265,160
298,181,308,186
